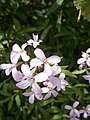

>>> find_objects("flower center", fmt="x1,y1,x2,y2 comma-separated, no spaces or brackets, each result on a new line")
20,49,24,53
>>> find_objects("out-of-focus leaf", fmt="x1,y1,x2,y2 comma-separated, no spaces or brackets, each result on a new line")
0,83,11,96
15,95,20,108
41,25,52,40
62,70,77,78
0,97,10,104
0,32,3,40
72,69,86,74
56,11,62,32
74,0,90,22
74,84,89,87
13,18,21,31
48,106,59,113
47,0,64,15
61,65,68,69
8,96,14,111
39,107,51,120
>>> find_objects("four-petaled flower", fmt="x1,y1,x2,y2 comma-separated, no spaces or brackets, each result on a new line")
65,101,80,118
16,64,48,89
30,48,61,73
77,49,90,69
0,63,16,76
42,82,58,99
79,104,90,118
10,43,30,64
27,33,42,48
23,82,43,104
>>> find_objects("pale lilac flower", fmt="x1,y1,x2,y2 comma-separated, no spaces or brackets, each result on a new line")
16,64,48,89
58,73,68,91
50,64,61,76
77,51,90,69
42,64,61,90
0,63,16,75
86,48,90,53
10,43,29,64
30,48,61,70
12,67,24,82
70,117,80,120
83,74,90,83
79,104,90,118
42,82,58,100
27,33,42,48
23,82,43,104
65,115,80,120
16,64,36,89
65,101,80,118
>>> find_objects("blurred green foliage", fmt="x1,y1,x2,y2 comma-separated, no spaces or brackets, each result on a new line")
0,0,90,119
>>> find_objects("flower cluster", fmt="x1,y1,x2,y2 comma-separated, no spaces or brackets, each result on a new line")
0,33,68,104
65,101,90,120
77,48,90,83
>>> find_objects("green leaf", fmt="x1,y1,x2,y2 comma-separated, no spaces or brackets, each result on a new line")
62,70,77,78
13,18,21,31
15,95,20,108
72,69,86,74
0,97,10,104
47,0,64,15
41,25,52,40
8,96,14,111
73,0,90,22
39,108,51,120
60,65,68,69
0,83,11,96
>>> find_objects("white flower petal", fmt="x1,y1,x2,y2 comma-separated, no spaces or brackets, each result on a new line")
44,92,51,100
21,43,27,50
33,33,38,42
83,75,90,81
32,82,42,94
35,94,43,100
33,42,39,48
59,73,65,80
77,58,86,64
83,112,88,118
87,58,90,67
74,109,80,117
30,58,43,68
34,48,46,61
12,68,23,82
27,39,33,45
52,64,61,76
21,51,30,61
21,64,32,77
65,105,72,110
29,94,34,104
79,110,84,114
86,48,90,53
23,92,32,96
0,64,14,70
10,51,20,64
12,44,21,52
47,56,61,64
5,67,13,75
16,80,31,89
73,101,79,108
70,109,74,117
42,87,49,93
52,90,58,97
44,63,52,76
35,72,48,82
